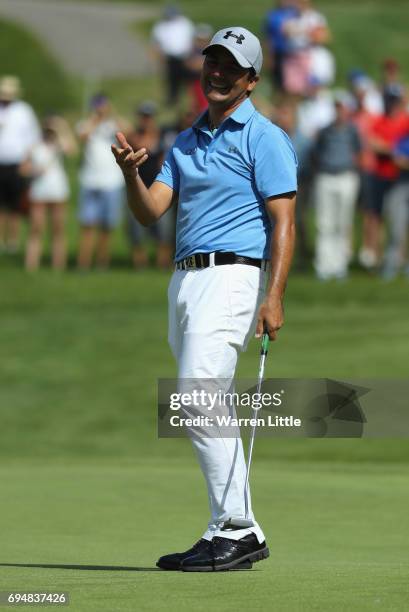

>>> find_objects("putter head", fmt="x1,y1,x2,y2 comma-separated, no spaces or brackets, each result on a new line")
221,517,255,530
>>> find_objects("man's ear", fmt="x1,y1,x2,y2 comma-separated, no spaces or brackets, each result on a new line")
247,74,259,93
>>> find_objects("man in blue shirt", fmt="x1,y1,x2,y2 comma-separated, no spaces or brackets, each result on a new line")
263,1,298,90
112,26,297,572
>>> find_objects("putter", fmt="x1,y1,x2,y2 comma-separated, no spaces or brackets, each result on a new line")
222,331,270,530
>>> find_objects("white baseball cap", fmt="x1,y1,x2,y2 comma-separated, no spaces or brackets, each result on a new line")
202,26,263,75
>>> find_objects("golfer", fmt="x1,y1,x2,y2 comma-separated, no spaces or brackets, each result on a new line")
112,26,297,571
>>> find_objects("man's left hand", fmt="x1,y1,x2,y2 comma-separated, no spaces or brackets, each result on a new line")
255,295,284,341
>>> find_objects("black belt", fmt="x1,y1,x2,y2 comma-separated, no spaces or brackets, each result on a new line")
175,252,268,271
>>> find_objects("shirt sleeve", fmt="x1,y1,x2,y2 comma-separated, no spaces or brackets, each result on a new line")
155,146,180,193
254,125,298,199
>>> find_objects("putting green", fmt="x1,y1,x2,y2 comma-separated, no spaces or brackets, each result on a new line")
0,459,408,611
1,269,408,610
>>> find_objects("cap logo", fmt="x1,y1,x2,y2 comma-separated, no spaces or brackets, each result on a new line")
223,31,245,44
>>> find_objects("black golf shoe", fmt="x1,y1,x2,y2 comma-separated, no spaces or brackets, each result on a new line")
156,538,212,570
181,534,269,572
156,538,254,571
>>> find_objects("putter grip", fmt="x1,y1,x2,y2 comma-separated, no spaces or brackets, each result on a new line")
261,332,269,355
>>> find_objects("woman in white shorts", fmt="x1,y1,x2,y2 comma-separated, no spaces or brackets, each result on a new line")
24,117,76,270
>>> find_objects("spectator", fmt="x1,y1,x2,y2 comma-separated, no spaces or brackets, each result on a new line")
23,116,77,271
348,69,383,115
381,58,403,92
160,108,198,154
350,79,380,269
297,77,335,139
151,5,194,107
382,133,409,279
313,92,361,280
76,93,127,270
125,101,173,269
263,1,298,92
309,43,335,89
274,100,313,266
282,0,331,96
367,85,409,267
184,23,213,113
0,76,40,253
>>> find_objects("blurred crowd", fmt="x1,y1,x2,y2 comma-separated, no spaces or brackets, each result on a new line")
0,79,193,272
1,0,409,280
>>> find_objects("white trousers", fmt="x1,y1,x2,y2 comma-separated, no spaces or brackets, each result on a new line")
168,263,267,543
314,171,360,279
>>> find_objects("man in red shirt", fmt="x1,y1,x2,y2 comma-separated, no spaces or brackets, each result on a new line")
351,80,378,269
367,85,409,266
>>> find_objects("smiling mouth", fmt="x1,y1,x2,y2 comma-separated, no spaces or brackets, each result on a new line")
208,80,230,93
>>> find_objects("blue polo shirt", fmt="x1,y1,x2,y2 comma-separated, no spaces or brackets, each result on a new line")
155,98,297,261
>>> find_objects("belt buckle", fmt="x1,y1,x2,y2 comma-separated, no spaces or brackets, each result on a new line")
185,255,196,270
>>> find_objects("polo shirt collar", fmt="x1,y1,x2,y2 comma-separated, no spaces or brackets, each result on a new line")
228,98,256,125
193,98,256,133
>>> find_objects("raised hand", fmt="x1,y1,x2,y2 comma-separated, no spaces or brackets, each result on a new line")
111,132,149,178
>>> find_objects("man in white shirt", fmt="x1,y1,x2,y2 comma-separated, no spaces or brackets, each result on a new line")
76,93,127,269
297,79,335,139
151,5,194,106
0,76,40,252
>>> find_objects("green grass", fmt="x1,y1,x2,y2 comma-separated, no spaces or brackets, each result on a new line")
0,266,409,462
0,20,80,115
1,261,409,611
0,460,408,611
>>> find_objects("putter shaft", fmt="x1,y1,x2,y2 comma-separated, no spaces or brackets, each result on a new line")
243,332,270,519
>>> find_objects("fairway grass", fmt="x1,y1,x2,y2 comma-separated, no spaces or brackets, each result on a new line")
0,460,408,611
1,268,409,610
0,20,79,115
1,268,408,462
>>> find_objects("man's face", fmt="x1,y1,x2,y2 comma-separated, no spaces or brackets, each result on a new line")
93,100,111,118
138,113,155,127
335,102,350,122
201,46,258,108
